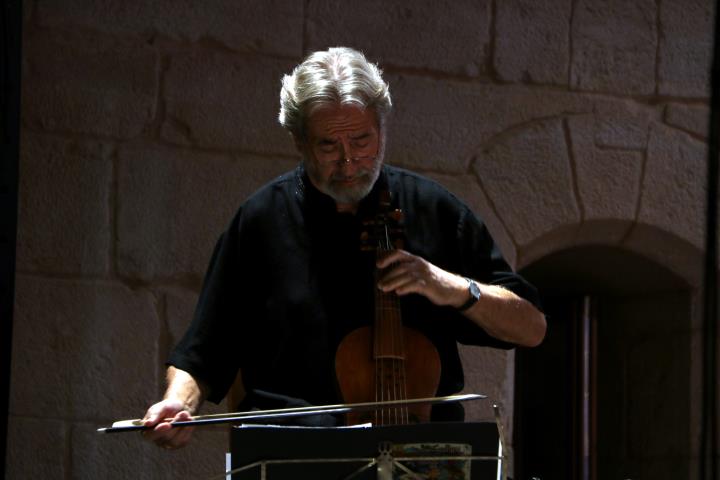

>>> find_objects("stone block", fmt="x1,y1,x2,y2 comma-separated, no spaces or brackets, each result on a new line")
37,0,304,57
117,143,297,280
623,223,703,289
618,123,706,287
658,0,713,97
665,103,710,139
494,0,570,85
459,346,510,422
567,115,644,222
573,219,634,247
6,416,67,479
10,277,160,420
579,149,643,219
306,0,490,76
640,123,706,252
164,287,200,356
159,286,232,413
516,223,586,269
72,421,229,480
591,99,659,150
426,173,517,268
570,0,656,95
472,118,581,249
387,74,594,173
22,35,157,138
162,52,296,154
16,134,111,275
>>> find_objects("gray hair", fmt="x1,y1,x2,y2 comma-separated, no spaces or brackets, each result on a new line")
278,47,392,139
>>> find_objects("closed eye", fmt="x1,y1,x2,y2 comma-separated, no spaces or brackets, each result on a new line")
317,139,339,153
350,133,373,149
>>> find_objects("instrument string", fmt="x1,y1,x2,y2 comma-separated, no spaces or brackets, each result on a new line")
380,222,409,425
375,246,383,425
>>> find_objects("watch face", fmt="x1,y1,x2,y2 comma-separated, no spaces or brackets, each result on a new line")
469,280,481,299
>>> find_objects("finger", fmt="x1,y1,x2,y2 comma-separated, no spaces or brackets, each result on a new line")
142,404,163,424
143,412,172,428
152,408,196,442
380,270,426,295
378,262,410,286
378,264,412,291
142,424,173,445
376,249,412,269
170,426,195,448
378,257,429,289
144,400,187,426
395,277,428,296
155,424,194,450
173,410,192,422
144,418,173,434
146,421,188,446
148,408,191,434
379,271,417,293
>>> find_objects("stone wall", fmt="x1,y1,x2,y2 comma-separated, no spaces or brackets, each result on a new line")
8,0,714,478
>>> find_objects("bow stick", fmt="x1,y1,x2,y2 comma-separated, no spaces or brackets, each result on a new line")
97,393,485,434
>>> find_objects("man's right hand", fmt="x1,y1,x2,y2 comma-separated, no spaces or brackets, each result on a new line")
141,398,196,449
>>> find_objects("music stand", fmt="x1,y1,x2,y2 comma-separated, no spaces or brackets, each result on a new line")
229,420,504,479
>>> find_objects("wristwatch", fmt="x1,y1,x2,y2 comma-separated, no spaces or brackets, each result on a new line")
457,278,481,312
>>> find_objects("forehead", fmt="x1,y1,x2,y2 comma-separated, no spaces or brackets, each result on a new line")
305,104,378,139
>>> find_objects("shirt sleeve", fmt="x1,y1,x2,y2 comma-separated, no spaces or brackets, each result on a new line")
451,205,543,347
167,210,250,403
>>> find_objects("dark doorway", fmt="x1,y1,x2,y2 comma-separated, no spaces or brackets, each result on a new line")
513,295,589,479
515,246,693,480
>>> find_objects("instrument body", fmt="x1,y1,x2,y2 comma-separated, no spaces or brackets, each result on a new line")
335,192,441,426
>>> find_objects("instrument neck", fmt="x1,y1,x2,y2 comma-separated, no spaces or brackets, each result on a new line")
373,248,405,360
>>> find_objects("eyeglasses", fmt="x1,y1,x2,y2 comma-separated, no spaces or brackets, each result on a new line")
309,133,380,166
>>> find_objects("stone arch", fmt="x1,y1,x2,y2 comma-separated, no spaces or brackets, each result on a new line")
516,219,705,290
470,109,707,289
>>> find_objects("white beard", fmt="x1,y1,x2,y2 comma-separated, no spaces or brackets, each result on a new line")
304,152,384,206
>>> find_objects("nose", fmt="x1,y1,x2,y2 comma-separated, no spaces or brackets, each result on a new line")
339,139,354,162
336,147,360,175
337,156,359,174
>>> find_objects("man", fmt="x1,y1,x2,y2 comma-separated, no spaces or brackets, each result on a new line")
143,47,546,449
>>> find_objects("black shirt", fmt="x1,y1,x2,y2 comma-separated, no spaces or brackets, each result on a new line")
168,164,540,412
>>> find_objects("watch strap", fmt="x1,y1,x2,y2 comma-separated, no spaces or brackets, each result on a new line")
457,278,481,312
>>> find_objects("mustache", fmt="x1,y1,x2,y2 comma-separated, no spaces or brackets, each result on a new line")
330,172,369,182
329,165,378,182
